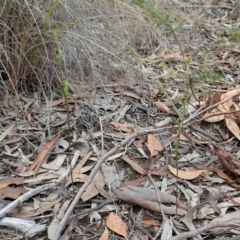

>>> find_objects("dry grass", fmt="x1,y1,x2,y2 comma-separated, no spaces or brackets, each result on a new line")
0,0,159,96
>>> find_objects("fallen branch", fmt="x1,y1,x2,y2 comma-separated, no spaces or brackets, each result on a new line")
167,218,240,240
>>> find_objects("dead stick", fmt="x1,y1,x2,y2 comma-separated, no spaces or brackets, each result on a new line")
184,92,240,125
167,219,240,240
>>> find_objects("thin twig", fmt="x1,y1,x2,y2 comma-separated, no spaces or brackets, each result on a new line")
147,173,166,220
184,92,240,125
68,198,118,221
99,116,104,157
167,218,240,240
147,173,166,240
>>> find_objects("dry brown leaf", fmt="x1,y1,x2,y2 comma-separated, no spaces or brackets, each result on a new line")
27,131,61,173
42,98,65,108
106,212,128,240
221,89,240,100
81,182,98,202
99,227,109,240
213,124,229,140
108,122,133,133
0,187,26,200
140,220,159,226
210,168,235,183
218,99,232,113
23,169,63,184
204,188,223,215
41,93,86,108
66,152,92,186
63,103,75,112
138,235,148,240
205,92,222,110
217,149,236,174
0,177,24,189
225,116,240,140
81,170,105,202
150,165,165,176
122,176,146,187
162,52,183,60
3,94,9,109
134,139,145,148
122,91,142,100
147,134,163,157
12,197,62,218
168,165,203,180
122,157,145,175
202,109,224,123
113,82,122,93
0,124,15,142
202,92,235,123
150,89,161,97
217,149,240,175
155,101,170,113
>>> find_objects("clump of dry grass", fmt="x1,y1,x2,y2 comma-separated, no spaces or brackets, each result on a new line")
0,0,159,101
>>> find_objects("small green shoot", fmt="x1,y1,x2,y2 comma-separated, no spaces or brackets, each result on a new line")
174,97,189,215
52,24,74,192
230,27,240,43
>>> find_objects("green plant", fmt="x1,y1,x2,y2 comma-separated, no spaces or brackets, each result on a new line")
199,54,223,83
230,27,240,43
52,24,75,191
132,0,173,31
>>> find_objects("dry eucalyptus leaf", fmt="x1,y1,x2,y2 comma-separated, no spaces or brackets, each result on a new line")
225,116,240,140
204,188,223,215
99,227,109,240
147,134,163,157
101,163,121,188
48,200,71,240
122,156,145,175
0,177,24,189
161,218,172,240
81,170,105,202
27,131,61,173
69,140,90,153
66,152,92,186
0,124,15,142
155,101,170,113
182,202,206,237
0,187,26,200
13,198,62,218
106,212,128,240
168,165,203,180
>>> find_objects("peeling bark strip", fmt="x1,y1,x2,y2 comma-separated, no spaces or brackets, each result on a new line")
111,186,187,216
